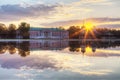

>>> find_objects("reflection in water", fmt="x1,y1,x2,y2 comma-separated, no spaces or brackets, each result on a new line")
0,40,120,57
0,42,30,57
0,40,69,57
17,41,30,57
30,40,68,50
0,40,120,80
69,41,120,54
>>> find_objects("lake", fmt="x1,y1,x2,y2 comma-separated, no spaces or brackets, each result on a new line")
0,40,120,80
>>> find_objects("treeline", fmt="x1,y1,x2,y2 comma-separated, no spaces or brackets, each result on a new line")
0,22,30,39
67,26,120,39
0,22,120,39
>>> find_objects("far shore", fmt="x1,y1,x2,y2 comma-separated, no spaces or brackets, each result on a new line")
0,39,120,42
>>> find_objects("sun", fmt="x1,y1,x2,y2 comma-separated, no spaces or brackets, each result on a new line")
84,22,94,30
83,22,97,40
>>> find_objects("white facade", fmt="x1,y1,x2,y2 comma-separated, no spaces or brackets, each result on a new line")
30,28,69,39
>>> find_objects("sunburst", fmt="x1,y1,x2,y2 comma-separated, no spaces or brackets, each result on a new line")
83,22,97,41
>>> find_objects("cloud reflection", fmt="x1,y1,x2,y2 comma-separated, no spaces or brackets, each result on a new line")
0,51,113,76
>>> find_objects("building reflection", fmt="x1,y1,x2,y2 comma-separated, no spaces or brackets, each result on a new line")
30,40,68,50
0,40,69,57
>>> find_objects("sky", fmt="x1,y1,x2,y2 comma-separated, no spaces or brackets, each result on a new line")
0,0,120,29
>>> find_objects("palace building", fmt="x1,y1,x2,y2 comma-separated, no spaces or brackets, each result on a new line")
29,28,69,39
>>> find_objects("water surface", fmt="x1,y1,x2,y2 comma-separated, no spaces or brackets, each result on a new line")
0,40,120,80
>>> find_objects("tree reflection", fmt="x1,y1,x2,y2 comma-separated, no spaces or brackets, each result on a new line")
8,45,16,54
0,41,30,57
0,43,7,54
18,41,30,57
7,42,17,54
0,40,120,57
69,40,120,54
69,41,80,52
18,49,30,57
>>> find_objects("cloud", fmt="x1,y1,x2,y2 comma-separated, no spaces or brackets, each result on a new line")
81,0,108,3
41,19,83,27
69,0,113,7
80,0,113,5
87,17,120,22
87,49,120,57
0,54,60,70
72,69,112,76
0,0,117,28
41,17,120,29
0,4,61,21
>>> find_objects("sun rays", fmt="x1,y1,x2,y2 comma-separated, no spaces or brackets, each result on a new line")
83,22,97,41
69,21,97,40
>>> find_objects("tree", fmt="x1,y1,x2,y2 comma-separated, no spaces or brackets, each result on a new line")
8,24,16,39
67,26,81,39
18,22,30,39
59,26,65,30
0,23,7,38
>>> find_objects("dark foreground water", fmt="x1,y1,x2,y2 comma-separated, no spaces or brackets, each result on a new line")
0,40,120,80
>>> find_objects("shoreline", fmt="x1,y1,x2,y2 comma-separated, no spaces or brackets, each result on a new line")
0,39,120,42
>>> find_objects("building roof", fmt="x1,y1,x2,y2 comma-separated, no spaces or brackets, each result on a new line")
30,27,65,31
